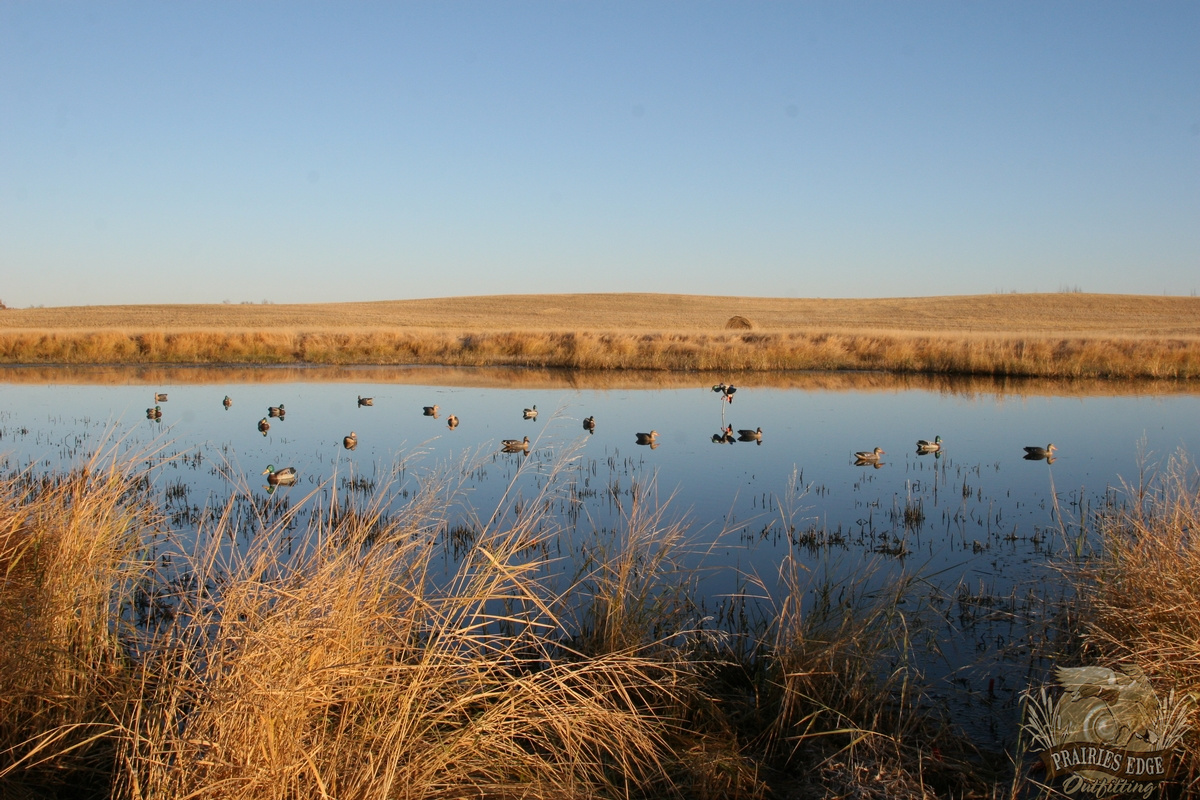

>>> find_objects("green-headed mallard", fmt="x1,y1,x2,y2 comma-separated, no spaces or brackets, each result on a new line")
523,404,538,420
258,417,270,435
854,446,885,462
1023,443,1057,458
501,435,530,451
737,427,763,442
447,414,459,429
146,405,162,419
358,395,374,407
916,435,942,453
268,404,285,417
223,395,233,409
262,464,297,485
423,404,439,417
343,431,357,450
583,416,596,433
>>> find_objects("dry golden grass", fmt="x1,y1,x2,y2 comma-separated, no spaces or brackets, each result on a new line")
2,293,1200,378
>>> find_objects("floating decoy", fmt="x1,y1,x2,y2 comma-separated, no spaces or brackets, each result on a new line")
635,430,659,445
712,383,737,403
154,392,168,402
916,435,942,453
223,395,233,409
358,396,374,407
501,435,530,451
258,417,270,435
583,416,596,433
423,404,439,417
447,414,459,429
343,431,357,450
268,404,285,417
146,405,162,419
854,447,885,462
523,405,538,420
737,427,763,442
1023,444,1057,459
262,464,298,486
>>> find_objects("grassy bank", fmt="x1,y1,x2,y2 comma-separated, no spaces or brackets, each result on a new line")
1,446,1000,799
3,293,1200,378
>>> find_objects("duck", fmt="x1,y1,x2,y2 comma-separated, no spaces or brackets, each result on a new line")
737,427,763,442
854,447,885,462
262,464,298,486
268,404,285,417
635,430,659,445
258,417,270,435
523,404,538,420
343,431,357,450
916,435,942,453
423,404,439,417
501,435,530,451
146,405,162,419
447,414,459,429
1023,443,1057,459
583,416,596,433
712,424,735,444
154,392,168,402
222,395,233,409
712,383,737,403
357,395,374,407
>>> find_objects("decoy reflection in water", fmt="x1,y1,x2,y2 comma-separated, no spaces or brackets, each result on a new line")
523,404,538,420
854,446,885,462
222,395,233,409
146,405,162,420
855,456,885,469
916,435,942,453
423,404,439,417
737,426,763,443
343,431,357,450
1023,443,1057,459
501,435,530,452
357,395,374,407
583,416,596,433
268,404,285,417
154,392,168,402
258,418,270,435
262,464,298,486
447,414,459,429
712,424,734,444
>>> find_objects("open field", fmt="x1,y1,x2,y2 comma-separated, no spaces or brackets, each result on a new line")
3,293,1200,377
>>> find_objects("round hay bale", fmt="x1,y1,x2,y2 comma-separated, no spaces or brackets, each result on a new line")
725,315,753,330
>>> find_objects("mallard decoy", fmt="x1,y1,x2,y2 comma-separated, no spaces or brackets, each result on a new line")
358,395,374,407
258,417,270,435
635,430,659,445
423,404,439,417
146,405,162,419
1023,444,1057,459
583,416,596,433
154,392,168,402
854,447,885,462
916,435,942,453
262,464,298,486
712,424,735,444
223,395,233,409
711,383,737,403
501,435,530,451
447,414,459,429
268,404,285,417
523,404,538,420
343,431,357,450
737,427,763,442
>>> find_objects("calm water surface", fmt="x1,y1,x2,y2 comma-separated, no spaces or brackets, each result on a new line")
2,366,1197,745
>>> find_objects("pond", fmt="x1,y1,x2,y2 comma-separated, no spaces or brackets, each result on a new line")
2,365,1198,747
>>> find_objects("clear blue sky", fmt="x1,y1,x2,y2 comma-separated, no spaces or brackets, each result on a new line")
2,2,1197,307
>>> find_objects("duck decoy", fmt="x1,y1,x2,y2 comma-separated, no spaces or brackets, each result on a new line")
447,414,459,429
222,395,233,409
423,404,439,417
268,404,285,417
916,435,942,453
854,447,885,462
583,416,596,433
358,396,374,407
262,464,298,486
154,392,168,402
712,424,735,444
1023,443,1057,459
523,404,538,420
711,383,737,403
146,405,162,419
501,435,531,452
737,427,763,442
343,431,357,450
635,430,659,445
258,417,270,435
